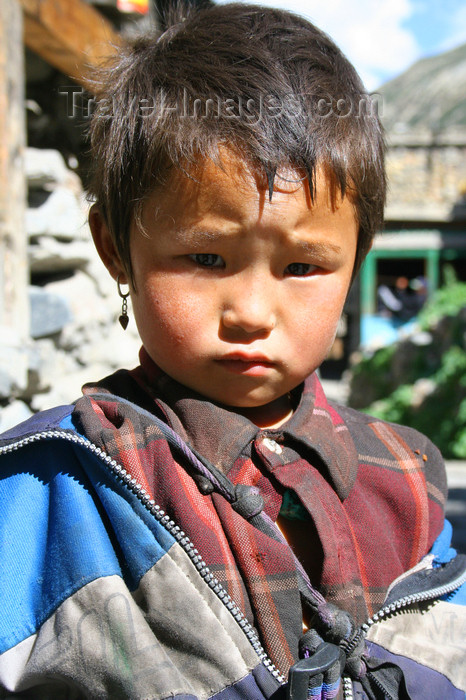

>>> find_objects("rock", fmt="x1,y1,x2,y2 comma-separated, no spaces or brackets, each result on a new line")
0,401,33,433
0,369,18,401
2,146,143,417
29,286,72,338
0,331,30,399
27,186,90,241
86,255,119,298
45,268,116,329
25,147,73,188
29,238,93,275
30,363,112,413
24,339,81,403
79,322,141,370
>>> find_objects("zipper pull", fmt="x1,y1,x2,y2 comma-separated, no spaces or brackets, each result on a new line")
286,643,346,700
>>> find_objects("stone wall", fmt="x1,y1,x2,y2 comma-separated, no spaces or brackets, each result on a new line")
0,147,141,431
384,130,466,221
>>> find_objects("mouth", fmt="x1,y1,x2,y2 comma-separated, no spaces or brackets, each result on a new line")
215,353,275,376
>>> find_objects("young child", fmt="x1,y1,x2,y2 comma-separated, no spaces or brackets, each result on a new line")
0,4,464,699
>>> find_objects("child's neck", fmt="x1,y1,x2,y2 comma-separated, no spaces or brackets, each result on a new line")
233,394,293,429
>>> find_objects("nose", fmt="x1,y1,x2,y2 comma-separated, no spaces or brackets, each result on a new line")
221,274,276,336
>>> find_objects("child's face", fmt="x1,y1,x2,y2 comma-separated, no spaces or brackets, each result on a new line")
94,151,358,426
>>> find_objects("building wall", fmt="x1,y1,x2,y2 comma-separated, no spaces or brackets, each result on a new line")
385,130,466,221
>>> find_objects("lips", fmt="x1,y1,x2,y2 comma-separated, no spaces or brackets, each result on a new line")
216,353,275,376
220,352,272,363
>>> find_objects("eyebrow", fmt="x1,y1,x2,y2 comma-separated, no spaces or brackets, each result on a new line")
292,240,343,257
173,227,238,248
174,227,343,257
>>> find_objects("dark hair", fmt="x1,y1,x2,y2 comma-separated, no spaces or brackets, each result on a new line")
88,2,386,280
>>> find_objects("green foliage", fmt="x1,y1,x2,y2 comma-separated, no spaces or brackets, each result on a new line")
364,347,466,458
354,270,466,458
368,385,413,425
418,267,466,329
352,345,396,376
349,345,397,407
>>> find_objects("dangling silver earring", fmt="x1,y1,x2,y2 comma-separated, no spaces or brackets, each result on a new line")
117,275,130,330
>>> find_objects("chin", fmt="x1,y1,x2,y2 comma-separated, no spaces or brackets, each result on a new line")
224,392,286,409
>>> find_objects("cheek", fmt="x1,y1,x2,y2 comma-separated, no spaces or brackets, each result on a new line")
290,284,348,356
294,312,338,351
134,278,209,349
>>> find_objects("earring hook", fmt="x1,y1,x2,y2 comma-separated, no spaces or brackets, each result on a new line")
117,275,130,329
117,274,130,300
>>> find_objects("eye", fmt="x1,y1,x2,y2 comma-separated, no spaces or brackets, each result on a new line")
189,253,224,268
285,262,318,276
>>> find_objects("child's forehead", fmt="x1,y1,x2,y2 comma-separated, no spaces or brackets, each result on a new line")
136,149,358,246
154,149,347,213
169,150,270,194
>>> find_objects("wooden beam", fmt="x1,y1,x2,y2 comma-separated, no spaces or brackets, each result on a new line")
0,0,29,393
19,0,123,87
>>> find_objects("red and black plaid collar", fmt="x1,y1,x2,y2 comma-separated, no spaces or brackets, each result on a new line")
123,347,358,499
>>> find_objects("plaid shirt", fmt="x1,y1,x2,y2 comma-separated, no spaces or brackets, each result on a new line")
77,347,446,677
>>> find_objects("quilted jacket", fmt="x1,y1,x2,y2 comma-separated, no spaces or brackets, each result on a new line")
0,388,465,699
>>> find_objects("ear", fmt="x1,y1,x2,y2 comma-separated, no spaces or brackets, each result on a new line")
89,204,128,283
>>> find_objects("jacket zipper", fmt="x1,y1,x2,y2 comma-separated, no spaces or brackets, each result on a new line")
4,430,466,700
340,561,466,700
0,429,285,684
361,565,466,636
